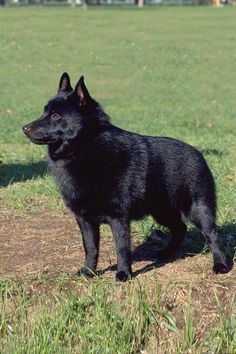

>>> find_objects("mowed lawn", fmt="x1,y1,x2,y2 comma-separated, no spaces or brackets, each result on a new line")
0,6,236,219
0,6,236,353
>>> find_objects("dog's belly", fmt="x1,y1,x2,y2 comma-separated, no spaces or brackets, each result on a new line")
61,188,148,222
129,199,149,220
62,191,123,219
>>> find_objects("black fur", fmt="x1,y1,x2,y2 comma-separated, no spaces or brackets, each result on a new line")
23,73,228,281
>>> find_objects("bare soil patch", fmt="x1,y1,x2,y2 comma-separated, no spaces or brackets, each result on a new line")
0,208,235,285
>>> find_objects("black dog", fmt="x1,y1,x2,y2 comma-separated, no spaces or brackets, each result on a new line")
23,73,228,281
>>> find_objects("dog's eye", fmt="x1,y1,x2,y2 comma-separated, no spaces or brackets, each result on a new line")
51,113,61,122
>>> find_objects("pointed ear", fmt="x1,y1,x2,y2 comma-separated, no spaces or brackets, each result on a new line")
74,76,91,106
58,72,73,93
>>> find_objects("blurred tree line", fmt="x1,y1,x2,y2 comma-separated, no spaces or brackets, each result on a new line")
1,0,235,7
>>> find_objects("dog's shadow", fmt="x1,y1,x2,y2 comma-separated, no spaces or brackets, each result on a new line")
101,223,235,278
0,161,47,187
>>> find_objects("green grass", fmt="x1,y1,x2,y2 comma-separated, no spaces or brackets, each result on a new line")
0,6,236,222
0,6,236,353
0,276,235,353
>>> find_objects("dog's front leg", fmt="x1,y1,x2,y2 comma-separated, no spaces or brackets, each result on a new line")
109,217,132,282
75,216,100,277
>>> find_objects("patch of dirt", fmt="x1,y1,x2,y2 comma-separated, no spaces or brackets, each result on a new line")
0,208,91,277
0,208,235,286
0,208,235,352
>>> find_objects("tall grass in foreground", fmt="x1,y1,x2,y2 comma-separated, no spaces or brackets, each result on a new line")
0,276,235,353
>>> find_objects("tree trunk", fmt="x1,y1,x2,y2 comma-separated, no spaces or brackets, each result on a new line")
135,0,144,7
83,0,88,9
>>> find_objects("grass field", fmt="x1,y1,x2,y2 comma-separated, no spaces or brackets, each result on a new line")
0,6,236,353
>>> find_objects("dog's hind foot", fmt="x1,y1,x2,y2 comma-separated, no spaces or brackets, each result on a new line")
213,262,229,274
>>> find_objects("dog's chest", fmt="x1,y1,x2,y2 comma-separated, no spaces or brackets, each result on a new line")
48,156,114,212
48,154,131,218
48,158,86,202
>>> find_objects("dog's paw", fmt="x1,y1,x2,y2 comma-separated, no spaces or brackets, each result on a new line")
75,267,97,278
116,270,132,282
213,263,229,274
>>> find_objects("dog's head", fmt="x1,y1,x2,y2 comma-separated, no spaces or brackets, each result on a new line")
23,73,104,160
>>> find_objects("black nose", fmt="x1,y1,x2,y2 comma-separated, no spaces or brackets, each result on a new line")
22,125,31,133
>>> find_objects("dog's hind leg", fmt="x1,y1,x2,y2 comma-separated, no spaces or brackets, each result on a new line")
108,217,132,282
161,222,187,259
190,202,228,274
75,216,100,277
153,209,187,260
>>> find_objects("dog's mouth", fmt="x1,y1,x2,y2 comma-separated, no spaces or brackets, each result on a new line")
28,136,58,145
22,127,58,145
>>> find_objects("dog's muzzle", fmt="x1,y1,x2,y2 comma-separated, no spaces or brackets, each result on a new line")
22,124,31,134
